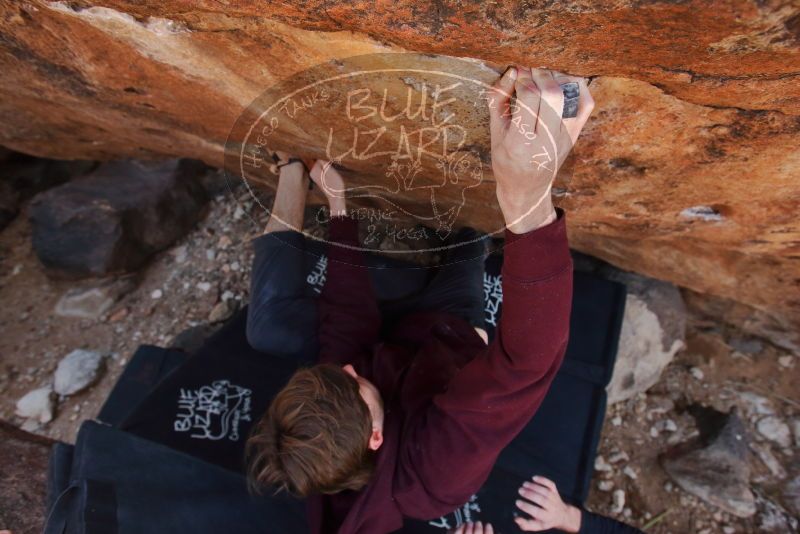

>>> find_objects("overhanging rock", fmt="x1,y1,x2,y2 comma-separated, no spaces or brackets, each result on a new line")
0,1,798,333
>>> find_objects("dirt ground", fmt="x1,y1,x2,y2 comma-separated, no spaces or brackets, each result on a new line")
0,177,797,533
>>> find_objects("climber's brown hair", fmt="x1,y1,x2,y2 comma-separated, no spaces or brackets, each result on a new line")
246,363,374,497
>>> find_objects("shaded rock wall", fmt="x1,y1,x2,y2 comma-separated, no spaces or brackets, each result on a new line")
0,1,798,332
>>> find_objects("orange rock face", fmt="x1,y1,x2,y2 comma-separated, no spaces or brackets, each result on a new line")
0,1,798,334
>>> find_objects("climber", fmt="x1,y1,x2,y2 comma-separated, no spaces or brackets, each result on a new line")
245,66,595,533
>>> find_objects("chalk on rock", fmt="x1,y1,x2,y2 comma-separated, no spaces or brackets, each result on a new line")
54,349,105,396
681,206,723,222
15,386,55,424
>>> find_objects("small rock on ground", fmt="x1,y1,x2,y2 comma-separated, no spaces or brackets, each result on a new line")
756,416,792,448
54,276,137,319
54,349,105,396
15,386,55,424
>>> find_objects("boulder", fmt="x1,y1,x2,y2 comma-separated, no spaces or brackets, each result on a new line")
0,1,797,334
29,159,209,278
53,349,105,396
0,153,94,230
660,407,755,518
604,271,687,403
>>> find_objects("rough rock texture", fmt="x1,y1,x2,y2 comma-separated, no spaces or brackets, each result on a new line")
603,271,687,403
661,407,756,518
684,289,800,355
29,159,209,278
756,415,793,448
784,471,800,517
0,1,798,330
0,421,52,534
755,488,800,533
607,296,684,403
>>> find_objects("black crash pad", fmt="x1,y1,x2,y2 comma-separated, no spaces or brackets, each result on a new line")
48,250,625,534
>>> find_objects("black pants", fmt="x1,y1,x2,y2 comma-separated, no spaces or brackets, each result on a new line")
246,229,487,361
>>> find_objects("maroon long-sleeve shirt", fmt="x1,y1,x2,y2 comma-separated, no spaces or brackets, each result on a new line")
308,211,573,534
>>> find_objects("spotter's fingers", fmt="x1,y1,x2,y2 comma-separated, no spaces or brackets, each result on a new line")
532,476,558,492
515,516,547,532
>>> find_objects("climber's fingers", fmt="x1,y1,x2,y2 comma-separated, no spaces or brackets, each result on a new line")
551,73,595,145
488,66,518,140
530,69,564,136
511,67,541,139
